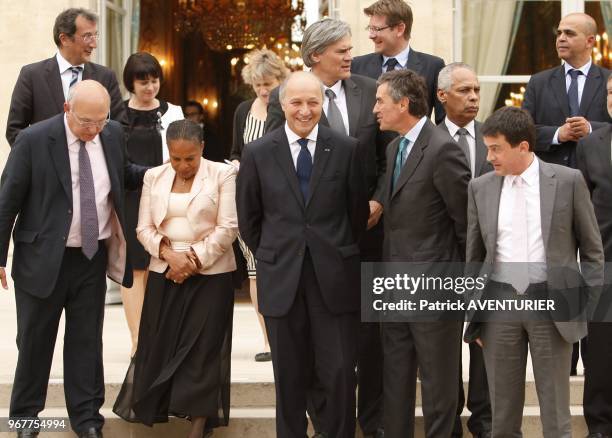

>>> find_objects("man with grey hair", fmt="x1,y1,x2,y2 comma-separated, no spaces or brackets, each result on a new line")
267,18,392,438
0,80,146,438
237,71,368,438
436,62,493,438
374,69,470,438
6,7,126,146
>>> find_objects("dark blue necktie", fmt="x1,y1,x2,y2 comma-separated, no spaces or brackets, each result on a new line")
296,138,312,202
568,69,582,117
385,58,399,72
69,66,83,89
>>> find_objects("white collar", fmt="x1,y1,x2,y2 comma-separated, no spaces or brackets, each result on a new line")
563,59,591,77
444,117,476,138
56,52,85,74
402,116,427,144
285,122,319,144
325,80,344,97
383,45,411,69
507,154,539,187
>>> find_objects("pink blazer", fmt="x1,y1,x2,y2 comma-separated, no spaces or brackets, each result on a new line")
137,158,238,274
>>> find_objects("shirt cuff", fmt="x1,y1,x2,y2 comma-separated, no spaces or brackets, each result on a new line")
552,128,561,145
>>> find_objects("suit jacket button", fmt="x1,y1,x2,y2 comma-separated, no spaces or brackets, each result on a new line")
297,250,303,256
68,209,72,214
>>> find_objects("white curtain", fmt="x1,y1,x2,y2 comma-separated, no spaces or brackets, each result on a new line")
462,0,523,120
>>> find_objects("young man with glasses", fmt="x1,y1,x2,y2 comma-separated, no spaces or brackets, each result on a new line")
6,8,126,146
351,0,446,124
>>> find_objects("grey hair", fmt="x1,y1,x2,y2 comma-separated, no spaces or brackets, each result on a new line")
437,62,476,92
53,8,98,48
301,18,352,68
166,119,203,145
279,72,325,103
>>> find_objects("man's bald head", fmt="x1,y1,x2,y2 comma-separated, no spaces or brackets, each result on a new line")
279,71,324,138
64,80,111,142
556,13,597,67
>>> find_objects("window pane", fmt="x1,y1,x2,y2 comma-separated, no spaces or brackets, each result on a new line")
106,7,124,88
586,1,612,69
463,0,561,76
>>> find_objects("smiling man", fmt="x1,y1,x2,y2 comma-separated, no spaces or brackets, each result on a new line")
6,8,126,146
237,71,369,438
522,12,611,169
351,0,446,124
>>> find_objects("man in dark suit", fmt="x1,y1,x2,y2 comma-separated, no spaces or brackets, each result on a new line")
6,8,126,146
465,106,603,438
351,0,445,124
522,12,611,169
576,73,612,438
0,81,146,438
266,18,390,438
436,62,492,438
237,71,369,438
374,69,470,438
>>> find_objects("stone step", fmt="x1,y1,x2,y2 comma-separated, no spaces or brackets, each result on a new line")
0,377,585,409
0,406,588,438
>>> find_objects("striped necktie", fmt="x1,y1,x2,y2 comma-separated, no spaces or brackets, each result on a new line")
69,66,83,89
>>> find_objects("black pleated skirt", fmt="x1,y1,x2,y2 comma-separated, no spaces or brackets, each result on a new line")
113,271,234,428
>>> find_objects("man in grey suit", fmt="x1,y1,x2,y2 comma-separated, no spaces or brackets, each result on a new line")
522,12,611,168
266,18,390,438
465,106,604,438
351,0,445,124
576,72,612,438
374,69,471,438
436,62,492,438
6,8,126,146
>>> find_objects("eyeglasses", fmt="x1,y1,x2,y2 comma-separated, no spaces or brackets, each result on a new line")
77,32,100,43
70,110,110,129
365,25,392,33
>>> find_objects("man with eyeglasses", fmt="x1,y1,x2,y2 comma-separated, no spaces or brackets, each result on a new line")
0,80,146,438
351,0,446,124
6,7,126,146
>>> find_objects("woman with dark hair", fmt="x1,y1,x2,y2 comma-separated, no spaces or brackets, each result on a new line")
230,49,288,362
121,52,184,356
113,119,237,438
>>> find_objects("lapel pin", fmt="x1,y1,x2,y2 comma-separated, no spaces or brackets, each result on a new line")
324,148,330,152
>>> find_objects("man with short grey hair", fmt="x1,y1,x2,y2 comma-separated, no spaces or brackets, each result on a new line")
267,18,392,438
6,7,126,146
436,61,493,438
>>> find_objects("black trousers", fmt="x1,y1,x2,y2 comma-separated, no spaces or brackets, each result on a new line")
265,255,358,438
10,245,107,434
452,341,492,436
584,321,612,434
383,321,462,438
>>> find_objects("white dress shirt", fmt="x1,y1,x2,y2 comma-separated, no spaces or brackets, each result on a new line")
56,52,84,100
493,155,547,284
445,117,476,177
399,116,428,161
323,80,349,135
382,45,411,73
285,122,318,168
64,115,112,247
552,60,592,144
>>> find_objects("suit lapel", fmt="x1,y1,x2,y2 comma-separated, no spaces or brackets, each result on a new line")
343,78,361,137
551,65,570,119
48,115,73,203
579,64,603,115
307,129,334,208
153,167,174,227
539,161,557,250
99,128,121,209
366,55,383,78
596,125,612,167
405,50,423,74
187,157,207,206
391,121,429,198
272,130,305,209
485,175,503,254
45,58,66,114
474,122,489,176
82,63,93,81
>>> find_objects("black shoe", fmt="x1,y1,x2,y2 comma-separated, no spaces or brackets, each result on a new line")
16,431,39,438
78,427,103,438
587,434,612,438
254,351,272,362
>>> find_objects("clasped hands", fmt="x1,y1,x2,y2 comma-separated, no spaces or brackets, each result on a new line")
558,117,591,142
160,239,202,284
